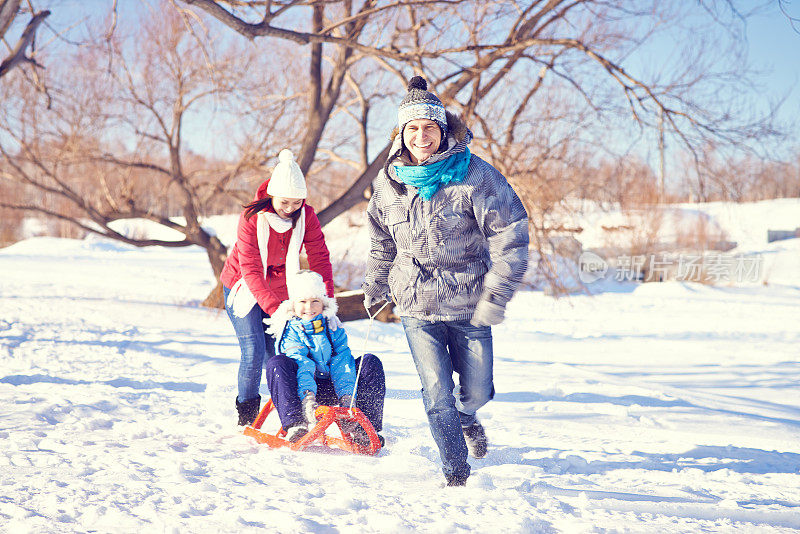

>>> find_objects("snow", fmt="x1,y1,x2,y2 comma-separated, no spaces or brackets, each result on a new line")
2,199,800,533
686,199,800,252
557,197,800,252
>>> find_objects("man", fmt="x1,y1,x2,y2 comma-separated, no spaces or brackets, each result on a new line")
363,76,529,486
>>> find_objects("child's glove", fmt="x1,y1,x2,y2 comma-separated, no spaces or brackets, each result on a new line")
302,391,318,425
339,394,354,409
328,315,344,332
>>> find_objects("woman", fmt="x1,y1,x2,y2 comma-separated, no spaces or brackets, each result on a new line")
362,76,529,486
221,149,335,426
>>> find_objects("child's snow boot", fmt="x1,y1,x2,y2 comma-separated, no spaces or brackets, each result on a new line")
285,423,309,443
302,391,319,424
445,473,469,487
337,416,383,448
348,425,372,448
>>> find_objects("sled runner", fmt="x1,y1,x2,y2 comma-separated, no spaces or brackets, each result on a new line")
243,398,382,455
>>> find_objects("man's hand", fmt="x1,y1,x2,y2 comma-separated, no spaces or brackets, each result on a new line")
363,294,388,310
470,298,505,327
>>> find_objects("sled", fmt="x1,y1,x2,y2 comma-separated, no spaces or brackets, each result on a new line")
243,398,382,455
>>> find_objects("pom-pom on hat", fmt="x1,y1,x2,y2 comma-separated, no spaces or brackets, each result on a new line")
266,149,308,199
397,76,447,139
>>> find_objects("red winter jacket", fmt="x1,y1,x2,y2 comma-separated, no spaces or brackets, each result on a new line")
220,180,334,316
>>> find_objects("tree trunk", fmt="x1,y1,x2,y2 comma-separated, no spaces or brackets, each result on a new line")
0,1,20,39
334,290,397,323
0,8,50,78
202,279,225,309
201,235,229,309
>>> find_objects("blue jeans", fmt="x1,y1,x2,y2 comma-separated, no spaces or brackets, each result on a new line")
401,317,494,480
223,285,276,403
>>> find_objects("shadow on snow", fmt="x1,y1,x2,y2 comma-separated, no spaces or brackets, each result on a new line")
0,373,205,393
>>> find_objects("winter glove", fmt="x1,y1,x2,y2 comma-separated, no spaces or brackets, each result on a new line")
227,278,257,318
302,391,319,425
470,297,506,327
363,293,388,310
339,394,354,409
328,315,344,332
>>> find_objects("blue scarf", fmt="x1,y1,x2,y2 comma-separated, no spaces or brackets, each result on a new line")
395,148,471,200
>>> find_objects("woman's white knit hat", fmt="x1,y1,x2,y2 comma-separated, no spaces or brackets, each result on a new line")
266,149,307,199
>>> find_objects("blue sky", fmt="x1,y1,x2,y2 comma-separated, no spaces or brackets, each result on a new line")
746,3,800,126
16,1,799,161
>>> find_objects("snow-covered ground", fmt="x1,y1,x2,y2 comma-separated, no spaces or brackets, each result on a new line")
2,200,800,533
556,198,800,254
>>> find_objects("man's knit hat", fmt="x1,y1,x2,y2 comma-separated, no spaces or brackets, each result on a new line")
397,76,447,139
266,149,307,199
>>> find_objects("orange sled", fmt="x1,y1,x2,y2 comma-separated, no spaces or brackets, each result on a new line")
243,398,382,455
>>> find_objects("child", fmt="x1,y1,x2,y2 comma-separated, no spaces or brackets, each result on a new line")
265,270,386,445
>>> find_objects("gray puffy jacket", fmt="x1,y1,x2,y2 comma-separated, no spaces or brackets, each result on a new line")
363,113,529,321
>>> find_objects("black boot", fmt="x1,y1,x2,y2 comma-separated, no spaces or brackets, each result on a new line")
462,420,488,459
236,395,261,426
446,473,469,487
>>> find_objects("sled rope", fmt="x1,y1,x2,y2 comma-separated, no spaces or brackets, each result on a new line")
347,300,389,410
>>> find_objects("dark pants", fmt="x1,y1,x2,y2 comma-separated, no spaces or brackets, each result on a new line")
265,353,386,432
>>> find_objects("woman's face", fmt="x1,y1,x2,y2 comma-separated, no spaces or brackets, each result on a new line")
294,297,324,320
403,119,441,165
272,197,304,219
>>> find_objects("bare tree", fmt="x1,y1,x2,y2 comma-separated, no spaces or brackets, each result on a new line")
677,143,800,202
175,1,783,226
780,0,800,34
3,0,788,302
0,1,49,78
0,5,299,286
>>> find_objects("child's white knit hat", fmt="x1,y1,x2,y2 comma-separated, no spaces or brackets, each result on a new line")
266,271,339,336
286,270,337,315
266,149,307,199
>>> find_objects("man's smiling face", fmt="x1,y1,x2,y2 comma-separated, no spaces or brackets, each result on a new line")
403,118,442,165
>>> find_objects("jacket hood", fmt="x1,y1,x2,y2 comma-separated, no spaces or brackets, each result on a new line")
385,111,472,181
255,179,270,201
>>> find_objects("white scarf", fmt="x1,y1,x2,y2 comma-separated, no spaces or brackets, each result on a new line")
227,207,306,318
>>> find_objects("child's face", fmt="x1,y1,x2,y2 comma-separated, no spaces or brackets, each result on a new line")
294,297,324,320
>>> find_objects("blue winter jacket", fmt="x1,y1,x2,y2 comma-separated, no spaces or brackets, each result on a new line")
278,314,357,398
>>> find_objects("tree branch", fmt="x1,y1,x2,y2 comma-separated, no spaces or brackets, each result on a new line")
316,142,392,227
0,0,21,39
0,202,195,247
0,9,50,78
